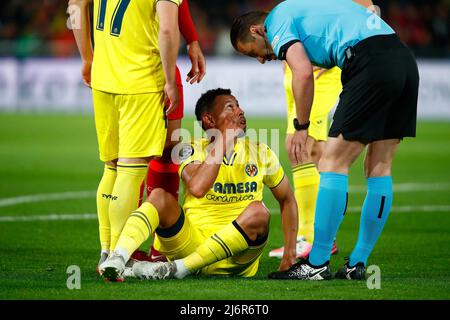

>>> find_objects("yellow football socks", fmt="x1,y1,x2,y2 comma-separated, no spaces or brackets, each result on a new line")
114,202,160,260
96,164,117,252
292,162,320,242
182,221,248,272
109,162,148,251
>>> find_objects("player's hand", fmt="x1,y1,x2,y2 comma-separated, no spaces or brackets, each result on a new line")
81,60,92,88
313,66,328,80
164,82,180,115
186,41,206,84
279,251,296,272
289,129,309,165
214,117,240,156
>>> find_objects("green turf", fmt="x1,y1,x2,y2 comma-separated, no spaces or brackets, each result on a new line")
0,114,449,300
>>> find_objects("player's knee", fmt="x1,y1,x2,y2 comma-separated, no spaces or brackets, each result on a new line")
146,188,180,227
146,188,174,212
311,143,323,164
246,201,270,229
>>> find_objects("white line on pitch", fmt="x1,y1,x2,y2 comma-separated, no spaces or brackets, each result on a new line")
0,182,449,208
0,191,96,208
1,205,450,222
0,213,97,222
269,205,450,214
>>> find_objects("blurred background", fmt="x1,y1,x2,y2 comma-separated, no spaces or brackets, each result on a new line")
0,0,449,115
1,0,449,58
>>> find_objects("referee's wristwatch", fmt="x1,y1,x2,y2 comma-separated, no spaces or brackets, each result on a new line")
293,118,310,131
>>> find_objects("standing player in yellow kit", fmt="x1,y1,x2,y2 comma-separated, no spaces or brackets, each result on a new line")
69,0,186,271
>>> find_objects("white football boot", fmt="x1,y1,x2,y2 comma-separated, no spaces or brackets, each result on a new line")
132,261,177,280
99,252,126,282
268,236,312,259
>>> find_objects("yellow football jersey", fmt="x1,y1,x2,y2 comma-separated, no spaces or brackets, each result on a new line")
178,138,285,229
91,0,181,94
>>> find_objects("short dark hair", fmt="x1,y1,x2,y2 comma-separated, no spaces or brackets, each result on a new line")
230,11,267,51
195,88,232,130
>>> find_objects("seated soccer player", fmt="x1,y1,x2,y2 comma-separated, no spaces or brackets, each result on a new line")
99,88,298,281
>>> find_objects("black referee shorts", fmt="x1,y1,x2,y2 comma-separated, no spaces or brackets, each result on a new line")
329,34,419,143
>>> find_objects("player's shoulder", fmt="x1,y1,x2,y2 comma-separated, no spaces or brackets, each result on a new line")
176,138,208,163
238,137,271,149
192,138,210,151
238,138,276,161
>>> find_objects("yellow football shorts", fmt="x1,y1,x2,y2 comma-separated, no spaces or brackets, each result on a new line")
285,67,342,141
92,89,167,162
153,209,267,277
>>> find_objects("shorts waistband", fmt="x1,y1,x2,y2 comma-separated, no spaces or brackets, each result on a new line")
344,33,402,67
355,33,402,51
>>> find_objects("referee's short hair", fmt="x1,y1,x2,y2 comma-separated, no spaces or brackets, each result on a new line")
230,11,267,51
195,88,232,130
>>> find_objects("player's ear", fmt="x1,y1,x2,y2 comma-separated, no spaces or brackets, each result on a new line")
202,113,215,130
250,24,265,37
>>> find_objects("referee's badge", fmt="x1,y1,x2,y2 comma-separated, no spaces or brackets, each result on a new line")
271,35,280,48
245,163,258,177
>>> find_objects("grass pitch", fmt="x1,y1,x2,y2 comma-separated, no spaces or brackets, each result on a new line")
0,114,449,300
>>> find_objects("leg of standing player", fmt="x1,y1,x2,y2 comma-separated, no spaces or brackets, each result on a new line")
145,68,184,262
107,92,166,256
146,73,183,202
269,65,341,259
309,35,419,280
95,158,118,269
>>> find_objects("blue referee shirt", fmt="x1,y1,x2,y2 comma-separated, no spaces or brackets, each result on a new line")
264,0,395,68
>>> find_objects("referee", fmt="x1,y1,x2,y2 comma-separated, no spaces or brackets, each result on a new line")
230,0,419,280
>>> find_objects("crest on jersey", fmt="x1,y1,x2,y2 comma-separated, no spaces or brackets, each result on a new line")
245,163,258,177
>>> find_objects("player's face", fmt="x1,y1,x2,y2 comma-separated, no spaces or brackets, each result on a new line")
212,95,247,133
237,34,276,64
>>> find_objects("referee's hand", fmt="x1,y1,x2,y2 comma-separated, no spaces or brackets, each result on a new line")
290,130,309,164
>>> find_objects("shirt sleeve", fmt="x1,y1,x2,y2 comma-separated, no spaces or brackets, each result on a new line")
156,0,182,7
178,0,198,44
266,17,301,60
262,145,285,189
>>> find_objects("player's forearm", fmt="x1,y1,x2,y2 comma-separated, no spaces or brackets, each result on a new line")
157,2,180,86
292,72,314,124
186,162,221,198
183,138,229,197
279,197,298,255
69,0,93,63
